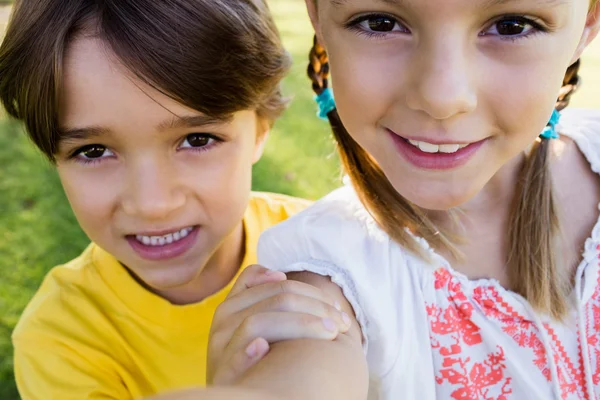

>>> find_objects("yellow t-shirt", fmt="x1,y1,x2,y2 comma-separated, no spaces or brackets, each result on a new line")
13,192,310,400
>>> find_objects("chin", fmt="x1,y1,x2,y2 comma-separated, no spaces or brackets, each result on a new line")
141,264,201,291
390,180,479,212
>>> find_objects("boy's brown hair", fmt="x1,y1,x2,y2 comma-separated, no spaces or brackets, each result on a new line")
0,0,291,162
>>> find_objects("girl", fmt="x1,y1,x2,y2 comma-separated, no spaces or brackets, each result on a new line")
204,0,600,398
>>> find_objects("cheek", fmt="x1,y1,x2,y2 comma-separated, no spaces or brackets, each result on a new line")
183,140,255,226
57,166,118,237
329,44,406,150
482,52,568,149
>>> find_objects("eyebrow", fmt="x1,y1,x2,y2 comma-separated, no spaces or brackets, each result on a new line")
331,0,403,6
157,114,232,131
331,0,567,8
58,126,110,144
59,114,231,144
482,0,568,8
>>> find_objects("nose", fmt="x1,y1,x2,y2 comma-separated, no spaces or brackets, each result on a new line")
121,159,186,221
405,37,477,121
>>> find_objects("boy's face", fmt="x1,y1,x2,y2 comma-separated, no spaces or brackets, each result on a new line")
56,37,268,300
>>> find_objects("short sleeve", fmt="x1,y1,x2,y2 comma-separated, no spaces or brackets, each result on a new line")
560,108,600,174
257,186,404,375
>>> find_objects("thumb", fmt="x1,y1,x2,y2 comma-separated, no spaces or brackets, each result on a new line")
213,337,270,386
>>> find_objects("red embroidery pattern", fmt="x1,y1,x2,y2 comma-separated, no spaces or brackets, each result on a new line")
472,287,551,381
545,325,587,399
427,269,513,399
428,262,600,400
473,286,588,399
590,302,600,386
587,257,600,394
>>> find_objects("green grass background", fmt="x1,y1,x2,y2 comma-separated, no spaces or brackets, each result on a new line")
1,1,600,398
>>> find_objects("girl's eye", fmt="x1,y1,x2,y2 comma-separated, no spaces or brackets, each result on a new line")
483,17,538,37
73,144,114,161
179,133,216,149
351,14,409,35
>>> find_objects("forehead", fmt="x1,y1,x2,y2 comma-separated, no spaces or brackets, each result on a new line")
60,37,197,132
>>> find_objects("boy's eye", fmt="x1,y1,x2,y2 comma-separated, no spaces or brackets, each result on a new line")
353,15,409,34
484,17,537,37
180,133,215,148
74,144,114,160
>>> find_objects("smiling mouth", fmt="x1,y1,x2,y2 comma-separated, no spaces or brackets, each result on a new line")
388,129,487,170
405,139,471,154
131,227,195,247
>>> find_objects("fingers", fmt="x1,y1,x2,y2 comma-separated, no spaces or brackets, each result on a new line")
210,292,351,353
220,278,340,317
227,264,287,298
239,292,351,334
228,311,349,355
212,338,270,386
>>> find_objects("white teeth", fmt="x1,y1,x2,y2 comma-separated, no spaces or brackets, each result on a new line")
135,227,194,247
408,140,468,154
418,142,440,153
439,144,460,154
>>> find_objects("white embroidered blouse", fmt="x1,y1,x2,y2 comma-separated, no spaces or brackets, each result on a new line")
258,109,600,400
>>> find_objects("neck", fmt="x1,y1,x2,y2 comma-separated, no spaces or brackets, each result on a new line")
423,151,526,283
427,152,525,230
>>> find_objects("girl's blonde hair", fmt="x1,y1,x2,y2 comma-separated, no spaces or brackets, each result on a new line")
308,2,594,318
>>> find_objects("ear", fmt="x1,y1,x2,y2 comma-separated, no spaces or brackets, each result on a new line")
305,0,325,45
252,117,270,164
571,2,600,63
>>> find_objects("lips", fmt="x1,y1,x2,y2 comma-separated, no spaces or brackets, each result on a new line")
126,226,200,261
388,129,487,170
406,140,469,154
134,226,194,247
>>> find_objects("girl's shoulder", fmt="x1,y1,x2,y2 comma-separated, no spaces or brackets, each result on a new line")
257,185,392,268
560,108,600,170
257,185,412,376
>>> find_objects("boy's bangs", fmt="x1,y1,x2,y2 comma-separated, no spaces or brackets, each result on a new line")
0,0,290,161
99,0,288,119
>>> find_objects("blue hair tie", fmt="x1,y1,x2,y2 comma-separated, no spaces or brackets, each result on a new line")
315,88,336,120
540,109,561,140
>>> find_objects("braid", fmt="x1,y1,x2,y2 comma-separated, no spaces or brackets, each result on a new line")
307,36,330,95
556,59,581,111
507,59,583,320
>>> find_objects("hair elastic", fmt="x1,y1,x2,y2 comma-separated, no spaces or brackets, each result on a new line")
540,109,561,140
315,87,336,120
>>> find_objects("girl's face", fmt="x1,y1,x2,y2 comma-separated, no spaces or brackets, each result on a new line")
308,0,600,210
56,37,267,299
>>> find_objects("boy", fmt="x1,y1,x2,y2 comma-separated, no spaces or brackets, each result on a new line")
0,0,342,398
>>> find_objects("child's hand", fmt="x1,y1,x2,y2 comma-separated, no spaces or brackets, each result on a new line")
207,264,351,385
